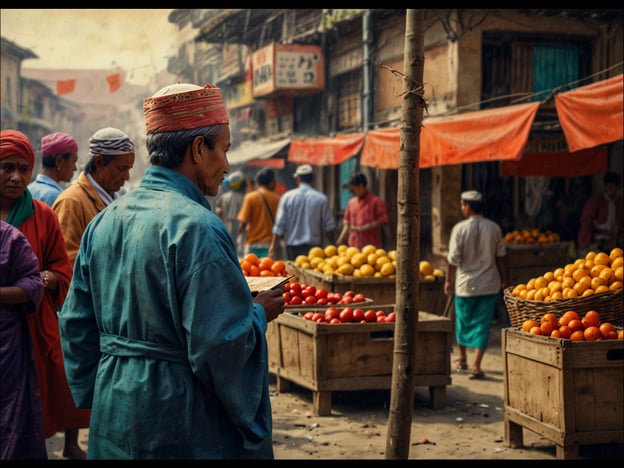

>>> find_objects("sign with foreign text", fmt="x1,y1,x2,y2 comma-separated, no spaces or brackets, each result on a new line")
252,43,324,98
223,81,254,110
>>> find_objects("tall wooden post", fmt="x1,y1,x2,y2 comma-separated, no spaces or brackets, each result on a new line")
385,9,425,459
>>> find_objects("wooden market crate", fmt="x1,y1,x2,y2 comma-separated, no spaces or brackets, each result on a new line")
287,262,447,315
267,307,452,416
505,242,572,285
502,328,624,460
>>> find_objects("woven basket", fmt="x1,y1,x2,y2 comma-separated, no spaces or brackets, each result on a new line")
503,286,623,328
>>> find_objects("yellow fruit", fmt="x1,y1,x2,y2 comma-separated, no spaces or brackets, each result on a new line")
360,244,377,256
308,246,325,259
350,252,367,268
295,255,309,267
337,263,355,275
610,247,623,260
359,264,375,277
615,266,623,282
375,248,387,258
419,261,433,276
322,265,335,275
593,252,611,266
324,244,337,257
380,262,396,277
345,246,360,259
388,250,397,261
422,274,435,282
337,244,348,255
309,256,324,269
433,268,444,277
375,256,391,270
367,253,379,266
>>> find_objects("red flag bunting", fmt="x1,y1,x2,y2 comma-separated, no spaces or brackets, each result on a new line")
106,73,122,93
56,79,76,95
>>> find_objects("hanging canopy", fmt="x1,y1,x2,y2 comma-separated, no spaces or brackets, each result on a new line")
500,146,607,177
361,102,540,169
555,73,624,153
227,138,291,165
288,133,364,166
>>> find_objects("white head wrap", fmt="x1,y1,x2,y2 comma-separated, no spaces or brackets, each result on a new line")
89,127,134,157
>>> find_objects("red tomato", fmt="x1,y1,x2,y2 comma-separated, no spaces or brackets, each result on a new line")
352,293,366,303
329,318,341,325
282,292,292,303
305,285,317,296
290,283,302,295
301,287,314,298
282,282,290,291
376,310,387,318
364,310,377,323
315,297,329,305
303,311,314,321
324,307,340,320
289,296,302,305
377,316,386,323
343,290,355,298
304,295,317,304
339,296,353,304
312,312,325,323
315,288,328,299
339,307,354,323
352,308,365,322
386,312,396,322
327,293,341,304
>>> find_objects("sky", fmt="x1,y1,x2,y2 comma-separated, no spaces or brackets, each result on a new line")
1,9,178,86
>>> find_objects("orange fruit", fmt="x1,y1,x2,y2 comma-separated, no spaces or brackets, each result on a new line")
570,330,585,341
550,329,562,339
599,322,616,339
609,247,623,260
240,259,252,274
593,252,611,266
572,267,590,283
529,326,542,335
567,319,583,332
559,310,579,326
590,276,606,290
594,285,610,294
583,326,601,341
581,310,600,328
522,319,539,333
585,251,597,261
619,329,624,340
609,280,623,291
534,276,549,289
558,325,572,339
249,264,260,276
541,312,559,326
270,260,286,275
540,321,555,336
244,252,259,266
259,268,274,277
258,257,274,271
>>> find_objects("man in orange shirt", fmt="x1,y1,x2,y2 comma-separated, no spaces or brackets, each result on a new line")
237,168,281,258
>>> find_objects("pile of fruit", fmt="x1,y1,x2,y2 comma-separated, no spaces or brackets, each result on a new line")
283,281,368,306
521,309,623,341
504,228,561,244
509,248,623,301
239,253,290,277
300,306,397,324
293,244,444,281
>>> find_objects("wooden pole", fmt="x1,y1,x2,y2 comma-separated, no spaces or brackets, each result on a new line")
385,9,425,459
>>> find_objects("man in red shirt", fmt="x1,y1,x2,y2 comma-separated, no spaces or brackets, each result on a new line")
337,173,389,249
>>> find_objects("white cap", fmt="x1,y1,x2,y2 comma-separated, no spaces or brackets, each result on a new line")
461,190,483,202
294,164,313,177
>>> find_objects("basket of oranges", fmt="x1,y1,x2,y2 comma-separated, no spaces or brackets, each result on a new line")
503,248,623,328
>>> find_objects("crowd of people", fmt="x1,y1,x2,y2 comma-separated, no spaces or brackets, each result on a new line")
0,79,621,459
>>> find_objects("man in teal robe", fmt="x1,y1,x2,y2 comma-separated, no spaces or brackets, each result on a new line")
59,83,285,459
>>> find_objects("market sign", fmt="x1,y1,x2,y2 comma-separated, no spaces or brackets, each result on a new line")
252,43,324,98
223,81,254,110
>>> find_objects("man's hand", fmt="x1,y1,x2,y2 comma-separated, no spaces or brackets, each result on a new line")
253,287,285,322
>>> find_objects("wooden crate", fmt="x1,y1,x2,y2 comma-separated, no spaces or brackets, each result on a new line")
502,328,624,460
506,242,571,285
267,307,452,416
288,263,446,315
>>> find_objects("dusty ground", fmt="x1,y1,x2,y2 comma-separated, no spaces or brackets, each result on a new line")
46,322,623,461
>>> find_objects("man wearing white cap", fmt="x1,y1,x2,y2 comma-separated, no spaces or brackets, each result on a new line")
58,83,284,459
444,190,508,380
28,132,79,206
52,127,135,265
269,164,336,260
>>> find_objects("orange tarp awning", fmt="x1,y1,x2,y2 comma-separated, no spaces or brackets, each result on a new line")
288,133,365,166
555,73,624,153
361,102,540,169
244,158,285,169
500,146,607,177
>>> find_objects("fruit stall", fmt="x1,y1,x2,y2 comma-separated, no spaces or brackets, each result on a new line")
266,306,452,416
501,248,624,459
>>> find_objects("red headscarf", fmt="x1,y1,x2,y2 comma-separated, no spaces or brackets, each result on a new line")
0,129,35,169
143,83,229,134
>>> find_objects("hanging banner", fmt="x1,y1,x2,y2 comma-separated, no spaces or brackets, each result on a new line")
361,102,540,169
555,74,624,153
288,133,364,166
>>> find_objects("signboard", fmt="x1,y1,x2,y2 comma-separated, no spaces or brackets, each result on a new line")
223,81,254,110
252,43,324,98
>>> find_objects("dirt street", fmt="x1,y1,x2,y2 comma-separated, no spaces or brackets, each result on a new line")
46,322,623,460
